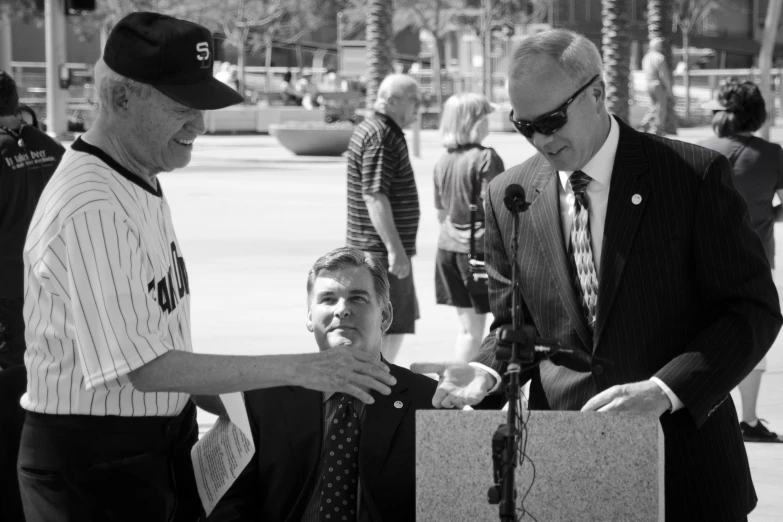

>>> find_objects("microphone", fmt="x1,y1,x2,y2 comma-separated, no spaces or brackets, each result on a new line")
503,184,529,213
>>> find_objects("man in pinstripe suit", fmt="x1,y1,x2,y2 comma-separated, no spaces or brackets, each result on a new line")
17,13,395,522
414,30,781,521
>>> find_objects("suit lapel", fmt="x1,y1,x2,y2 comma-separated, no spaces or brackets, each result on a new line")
594,121,651,348
360,365,409,493
528,157,593,351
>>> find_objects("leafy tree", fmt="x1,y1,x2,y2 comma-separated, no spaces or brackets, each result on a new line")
394,0,463,111
1,0,46,71
672,0,729,119
167,0,292,98
52,0,323,98
458,0,532,99
71,0,168,44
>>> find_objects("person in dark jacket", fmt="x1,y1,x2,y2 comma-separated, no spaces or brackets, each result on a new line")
700,78,783,443
209,248,437,522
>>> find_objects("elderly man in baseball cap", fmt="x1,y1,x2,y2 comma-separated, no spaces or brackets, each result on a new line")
17,12,395,522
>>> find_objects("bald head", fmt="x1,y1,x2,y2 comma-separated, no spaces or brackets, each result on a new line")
373,74,421,128
374,74,419,112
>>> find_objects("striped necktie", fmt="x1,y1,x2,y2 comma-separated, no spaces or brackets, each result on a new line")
569,170,598,331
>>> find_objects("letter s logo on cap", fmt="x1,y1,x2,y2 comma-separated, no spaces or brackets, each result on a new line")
196,42,211,69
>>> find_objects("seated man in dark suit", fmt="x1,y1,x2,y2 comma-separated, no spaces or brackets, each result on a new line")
209,247,437,522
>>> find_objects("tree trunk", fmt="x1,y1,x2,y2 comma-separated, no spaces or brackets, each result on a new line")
682,31,690,121
482,0,492,99
365,0,394,110
758,0,783,140
601,0,631,123
432,34,444,117
1,12,13,72
265,32,274,94
236,28,248,102
647,0,678,134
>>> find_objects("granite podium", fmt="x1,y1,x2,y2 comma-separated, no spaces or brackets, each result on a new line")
416,410,664,521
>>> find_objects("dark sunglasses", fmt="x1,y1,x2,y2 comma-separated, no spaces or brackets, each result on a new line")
508,74,600,138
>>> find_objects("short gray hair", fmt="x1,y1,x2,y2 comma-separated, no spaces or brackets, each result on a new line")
508,29,603,87
307,247,390,308
93,58,151,113
439,93,492,149
373,74,419,113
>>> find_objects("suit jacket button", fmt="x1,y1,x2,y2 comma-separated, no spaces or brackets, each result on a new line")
592,364,603,376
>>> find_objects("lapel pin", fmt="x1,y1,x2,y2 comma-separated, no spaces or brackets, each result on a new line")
632,194,642,205
394,401,403,409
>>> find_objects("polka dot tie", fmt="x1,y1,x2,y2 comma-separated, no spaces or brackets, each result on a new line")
569,170,598,332
318,393,360,522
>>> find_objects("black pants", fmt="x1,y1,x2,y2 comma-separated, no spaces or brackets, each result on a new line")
17,401,201,522
0,365,27,521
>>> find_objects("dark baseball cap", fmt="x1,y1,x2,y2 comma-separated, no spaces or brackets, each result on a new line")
103,12,243,110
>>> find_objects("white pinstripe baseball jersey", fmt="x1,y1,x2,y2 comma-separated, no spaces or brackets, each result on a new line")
21,137,192,416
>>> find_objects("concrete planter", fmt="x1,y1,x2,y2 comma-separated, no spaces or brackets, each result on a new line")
269,124,354,156
203,106,325,134
204,105,259,133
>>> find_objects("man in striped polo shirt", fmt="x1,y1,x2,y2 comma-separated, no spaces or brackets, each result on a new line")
346,74,421,363
18,13,395,522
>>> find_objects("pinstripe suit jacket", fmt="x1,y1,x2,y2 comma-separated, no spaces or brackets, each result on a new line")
475,119,782,520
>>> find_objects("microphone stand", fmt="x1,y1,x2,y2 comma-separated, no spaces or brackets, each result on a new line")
487,186,559,522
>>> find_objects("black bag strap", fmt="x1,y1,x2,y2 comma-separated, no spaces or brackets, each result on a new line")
0,123,27,151
469,165,480,260
727,136,751,169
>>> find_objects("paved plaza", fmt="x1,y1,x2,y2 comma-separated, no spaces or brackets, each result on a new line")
148,125,782,520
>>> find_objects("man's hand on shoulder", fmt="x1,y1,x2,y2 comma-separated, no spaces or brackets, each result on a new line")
580,380,672,416
410,361,495,409
294,347,396,404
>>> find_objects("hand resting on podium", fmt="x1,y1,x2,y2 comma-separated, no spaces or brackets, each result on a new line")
580,380,672,415
410,361,495,409
412,362,672,416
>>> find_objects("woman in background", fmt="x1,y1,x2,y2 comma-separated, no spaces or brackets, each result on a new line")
433,93,505,361
700,78,783,443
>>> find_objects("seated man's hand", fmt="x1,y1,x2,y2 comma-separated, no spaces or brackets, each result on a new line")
410,362,495,409
298,347,396,404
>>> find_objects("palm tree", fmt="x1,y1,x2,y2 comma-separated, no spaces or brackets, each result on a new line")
366,0,395,110
647,0,678,134
601,0,631,123
672,0,727,121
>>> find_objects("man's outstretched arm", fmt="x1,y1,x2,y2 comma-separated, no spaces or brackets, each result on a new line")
129,348,395,404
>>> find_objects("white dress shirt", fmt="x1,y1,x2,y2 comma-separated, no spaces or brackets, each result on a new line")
471,116,682,412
